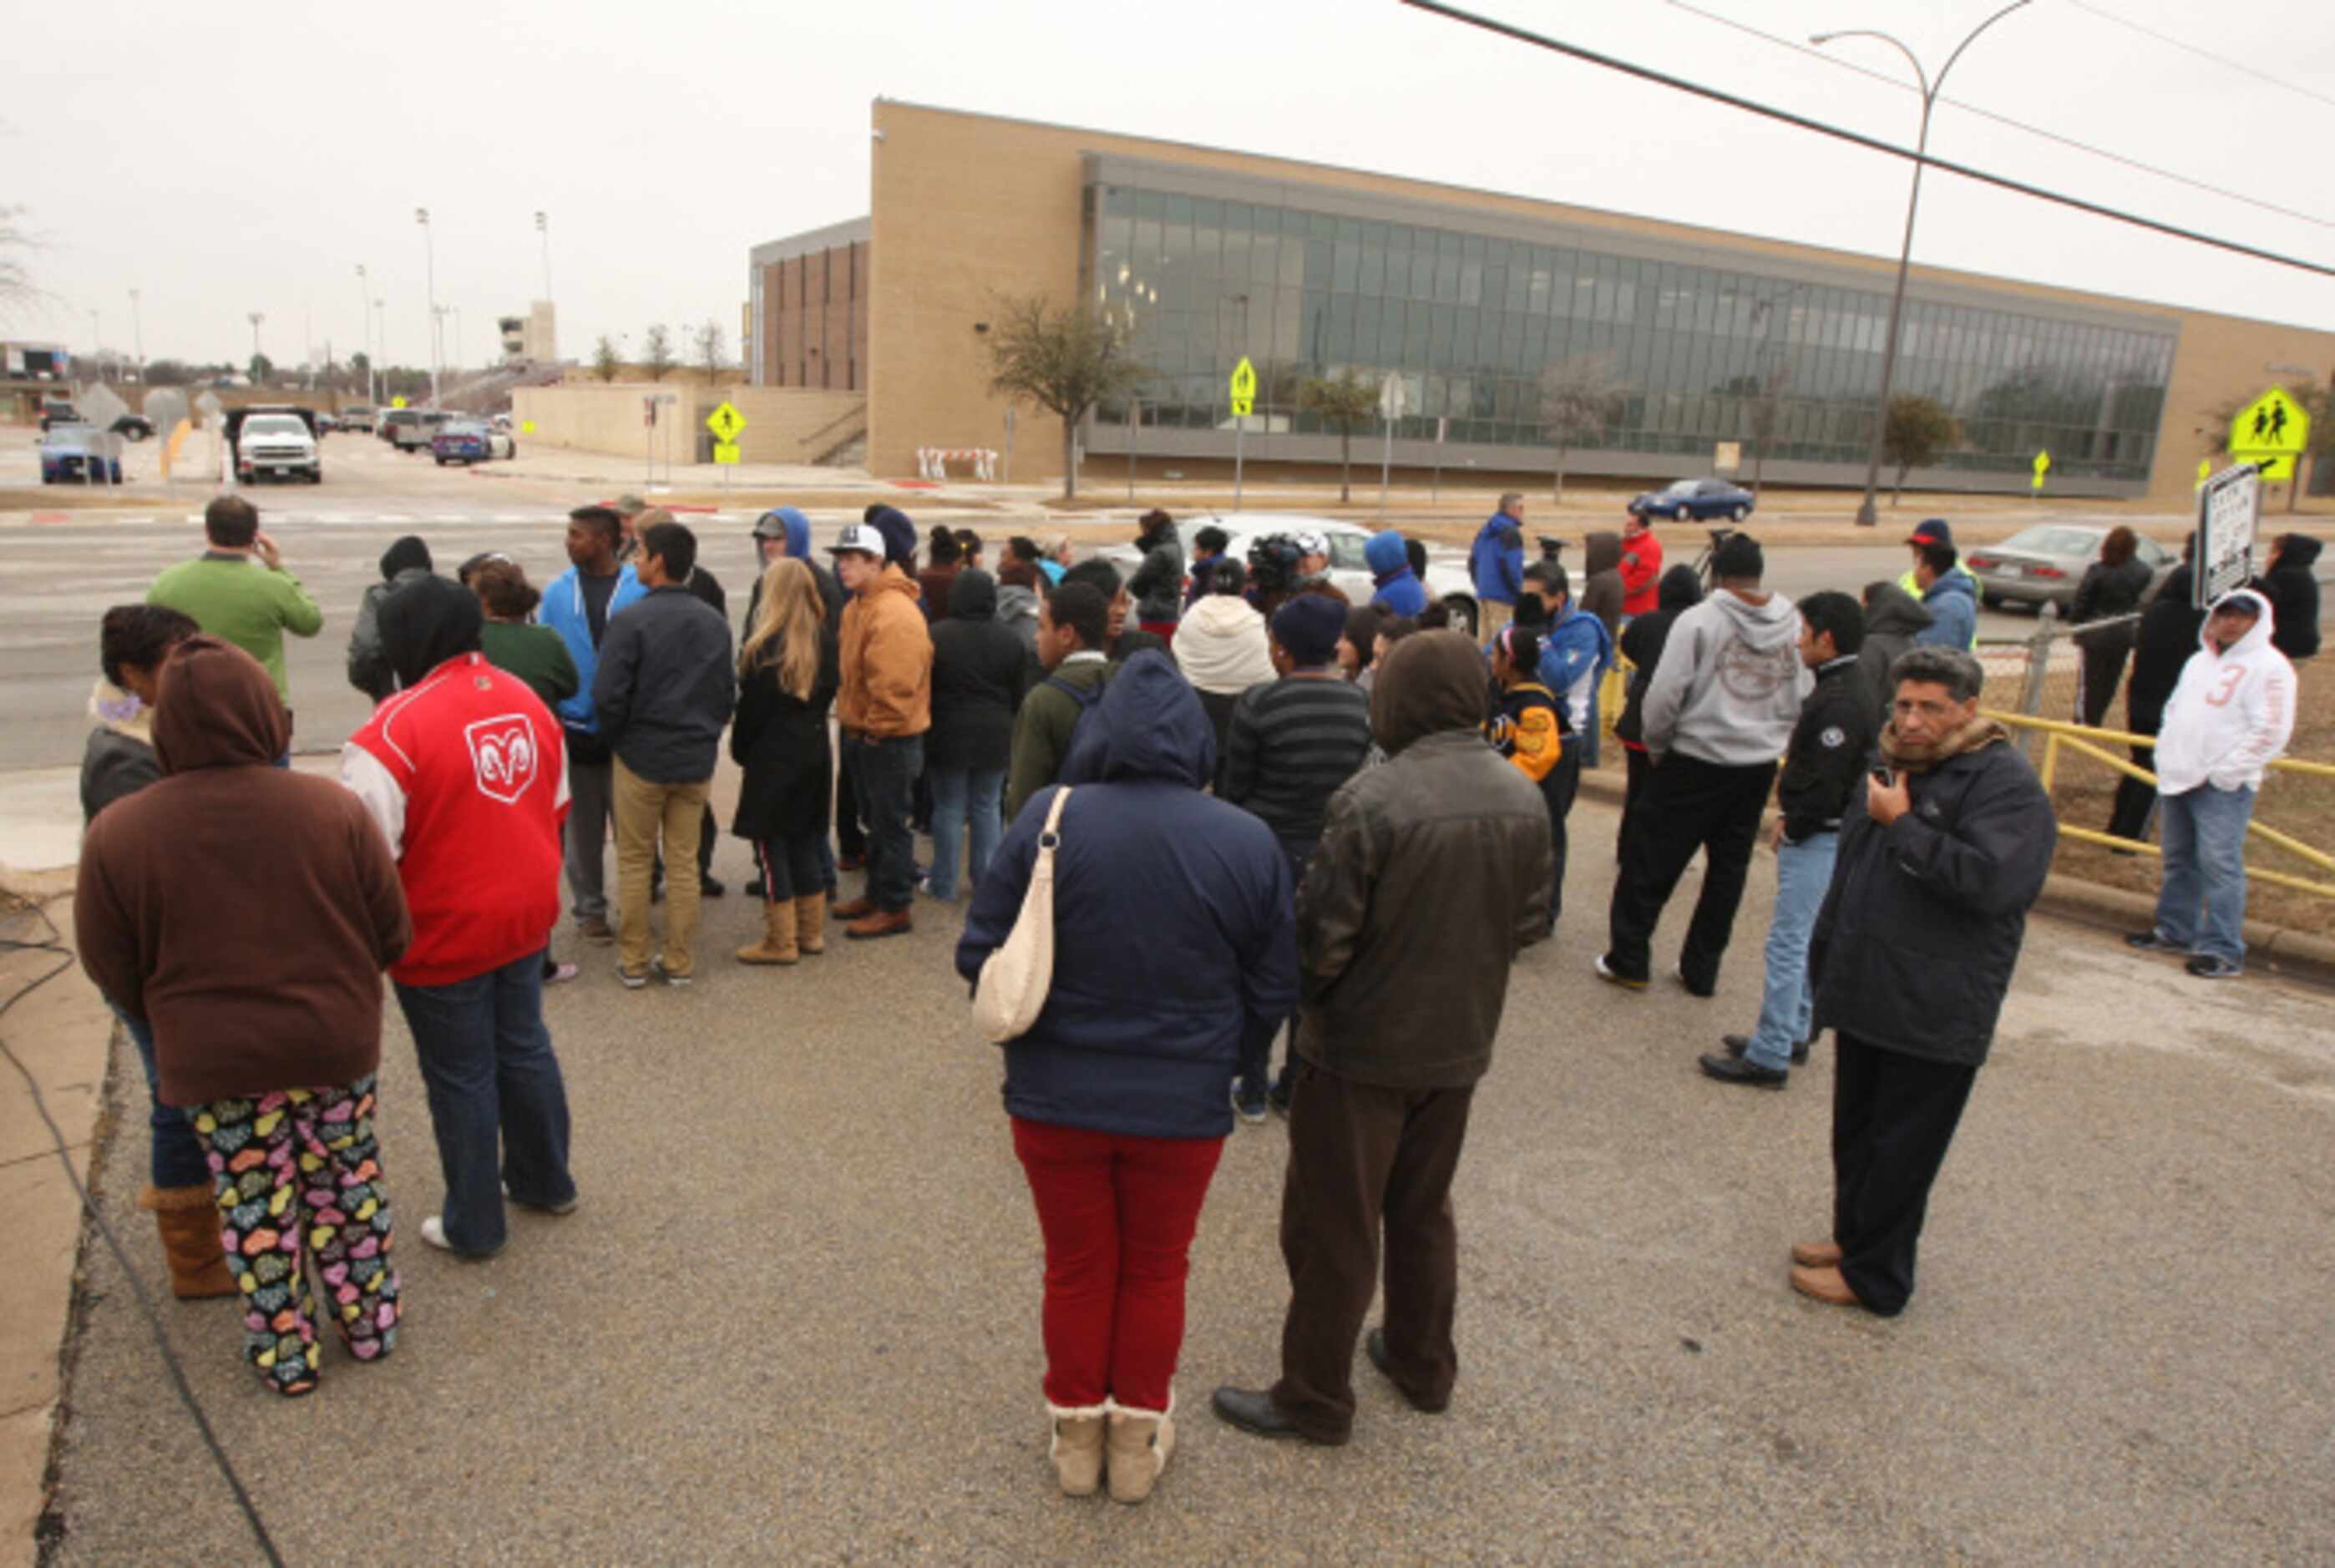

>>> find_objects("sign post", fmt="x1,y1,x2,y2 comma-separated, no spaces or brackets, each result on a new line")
1003,405,1016,487
1432,415,1449,503
2031,449,2050,500
1229,357,1257,510
1377,372,1408,517
1127,399,1140,500
2195,463,2262,609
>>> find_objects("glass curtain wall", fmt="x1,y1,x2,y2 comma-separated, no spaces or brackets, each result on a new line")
1091,180,2174,483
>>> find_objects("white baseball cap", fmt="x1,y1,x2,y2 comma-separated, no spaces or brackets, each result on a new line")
827,523,885,557
1294,529,1330,558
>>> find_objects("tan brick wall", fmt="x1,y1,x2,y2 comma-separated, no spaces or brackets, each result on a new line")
513,382,862,464
866,101,2335,505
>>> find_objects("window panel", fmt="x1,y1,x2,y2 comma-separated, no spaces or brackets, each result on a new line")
1435,232,1462,304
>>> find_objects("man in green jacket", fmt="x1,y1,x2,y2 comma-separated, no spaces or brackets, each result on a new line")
148,496,324,734
1003,582,1112,824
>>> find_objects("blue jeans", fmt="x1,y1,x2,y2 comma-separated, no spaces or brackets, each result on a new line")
2152,784,2254,966
392,948,576,1256
1744,832,1837,1071
926,766,1004,900
847,733,924,913
107,1002,212,1189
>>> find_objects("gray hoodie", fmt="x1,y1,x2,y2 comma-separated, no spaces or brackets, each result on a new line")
1639,589,1811,766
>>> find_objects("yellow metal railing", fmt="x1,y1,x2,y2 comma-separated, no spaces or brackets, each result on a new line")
1984,709,2335,900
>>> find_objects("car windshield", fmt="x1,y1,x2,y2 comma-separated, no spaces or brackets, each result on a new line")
246,416,306,436
1661,481,1696,497
1999,527,2102,558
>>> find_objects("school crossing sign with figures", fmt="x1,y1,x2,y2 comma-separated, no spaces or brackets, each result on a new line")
2230,386,2308,481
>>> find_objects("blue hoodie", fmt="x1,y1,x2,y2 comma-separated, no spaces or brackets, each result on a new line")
1365,530,1428,617
957,650,1299,1140
1538,602,1616,734
541,562,646,732
1914,570,1978,652
864,505,918,570
1470,511,1525,607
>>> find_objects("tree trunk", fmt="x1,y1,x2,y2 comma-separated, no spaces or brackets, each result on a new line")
1061,418,1079,500
1552,448,1567,505
1340,429,1352,503
1892,463,1910,505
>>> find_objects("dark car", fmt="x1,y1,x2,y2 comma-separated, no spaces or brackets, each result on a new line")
40,424,124,484
38,401,80,432
111,414,155,441
430,419,493,465
1627,478,1755,523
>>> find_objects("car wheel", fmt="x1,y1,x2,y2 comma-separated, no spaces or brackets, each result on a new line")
434,456,448,466
1730,504,1747,522
1674,504,1692,522
1443,596,1478,639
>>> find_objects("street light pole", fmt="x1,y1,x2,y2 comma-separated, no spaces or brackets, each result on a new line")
127,289,143,377
88,308,102,381
415,206,438,405
357,264,376,404
534,210,552,302
247,311,265,380
1813,0,2029,526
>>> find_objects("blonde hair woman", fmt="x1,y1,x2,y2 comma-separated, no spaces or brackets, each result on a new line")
731,558,841,964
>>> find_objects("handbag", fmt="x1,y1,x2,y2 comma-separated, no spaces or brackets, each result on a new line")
972,787,1072,1044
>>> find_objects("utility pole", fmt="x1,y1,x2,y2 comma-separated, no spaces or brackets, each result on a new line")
357,264,377,403
127,289,143,377
534,210,552,302
415,206,439,405
248,311,265,380
88,308,102,381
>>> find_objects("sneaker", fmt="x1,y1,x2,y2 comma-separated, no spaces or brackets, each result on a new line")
503,1182,579,1216
1593,953,1648,991
702,873,726,898
578,916,615,946
544,961,580,985
2185,955,2242,979
2125,929,2182,953
618,965,649,989
1232,1079,1269,1124
1674,963,1715,999
1268,1077,1294,1118
652,959,693,988
420,1215,453,1252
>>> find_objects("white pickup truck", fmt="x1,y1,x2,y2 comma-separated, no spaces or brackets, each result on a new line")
226,407,323,484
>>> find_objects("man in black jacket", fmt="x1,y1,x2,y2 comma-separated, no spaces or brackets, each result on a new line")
2108,545,2204,843
1701,591,1872,1090
1795,645,2054,1316
593,521,737,988
1213,630,1552,1447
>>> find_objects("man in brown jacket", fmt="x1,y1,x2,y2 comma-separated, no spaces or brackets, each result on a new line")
828,522,934,938
1213,629,1552,1445
76,636,413,1395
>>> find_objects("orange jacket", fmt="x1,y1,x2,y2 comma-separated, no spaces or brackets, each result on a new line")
837,564,933,737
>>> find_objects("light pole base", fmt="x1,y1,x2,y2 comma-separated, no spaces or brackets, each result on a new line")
1854,498,1879,527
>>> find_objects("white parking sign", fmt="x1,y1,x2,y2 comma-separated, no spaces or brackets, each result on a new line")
2195,463,2261,608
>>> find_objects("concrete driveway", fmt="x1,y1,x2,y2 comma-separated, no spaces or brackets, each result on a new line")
32,793,2335,1562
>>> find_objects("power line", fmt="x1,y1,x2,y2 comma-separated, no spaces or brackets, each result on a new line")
1397,0,2335,281
2062,0,2335,113
1665,0,2334,232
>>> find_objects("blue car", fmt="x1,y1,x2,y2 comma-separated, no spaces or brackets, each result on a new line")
430,420,492,465
1626,477,1755,523
39,424,124,484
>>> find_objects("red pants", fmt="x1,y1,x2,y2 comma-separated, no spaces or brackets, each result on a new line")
1010,1116,1223,1413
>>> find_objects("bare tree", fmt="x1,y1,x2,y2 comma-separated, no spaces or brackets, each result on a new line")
985,293,1150,499
642,324,675,382
1297,372,1382,503
0,205,41,320
1748,362,1791,499
694,321,727,386
1537,352,1623,504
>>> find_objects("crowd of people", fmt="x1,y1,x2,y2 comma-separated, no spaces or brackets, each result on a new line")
67,488,2311,1502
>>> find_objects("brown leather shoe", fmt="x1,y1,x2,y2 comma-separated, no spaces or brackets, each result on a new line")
844,908,913,941
1789,1262,1862,1308
830,896,876,921
1791,1240,1842,1269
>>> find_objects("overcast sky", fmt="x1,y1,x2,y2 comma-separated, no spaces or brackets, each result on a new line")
9,0,2331,372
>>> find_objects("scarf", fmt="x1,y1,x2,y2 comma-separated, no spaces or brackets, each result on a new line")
1879,713,2009,775
89,676,152,741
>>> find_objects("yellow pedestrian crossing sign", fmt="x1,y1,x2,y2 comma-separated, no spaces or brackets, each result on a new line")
712,441,741,466
2230,386,2308,481
2031,449,2049,491
1228,357,1257,420
391,396,408,409
706,401,747,443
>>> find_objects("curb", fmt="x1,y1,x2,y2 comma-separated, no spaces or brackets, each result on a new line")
1573,764,2335,990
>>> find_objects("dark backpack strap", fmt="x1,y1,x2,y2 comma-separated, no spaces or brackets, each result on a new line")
1044,670,1109,711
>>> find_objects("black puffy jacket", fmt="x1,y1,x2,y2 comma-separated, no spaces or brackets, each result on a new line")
2256,534,2321,661
2126,565,2206,736
1811,732,2055,1068
926,569,1028,772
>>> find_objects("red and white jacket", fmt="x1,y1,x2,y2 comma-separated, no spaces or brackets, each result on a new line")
341,652,570,986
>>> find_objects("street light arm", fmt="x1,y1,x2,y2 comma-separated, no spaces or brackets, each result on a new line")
1937,0,2032,98
1810,28,1928,99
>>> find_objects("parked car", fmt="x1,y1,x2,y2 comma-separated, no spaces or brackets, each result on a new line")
339,405,377,434
1626,478,1756,523
40,424,124,484
1101,513,1480,631
225,407,323,484
379,408,418,444
109,414,155,441
1966,524,2177,613
314,412,338,434
431,419,494,465
390,410,452,453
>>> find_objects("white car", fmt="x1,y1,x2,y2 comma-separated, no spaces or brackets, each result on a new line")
1104,513,1480,633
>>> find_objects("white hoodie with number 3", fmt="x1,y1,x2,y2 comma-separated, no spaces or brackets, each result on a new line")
2153,588,2295,797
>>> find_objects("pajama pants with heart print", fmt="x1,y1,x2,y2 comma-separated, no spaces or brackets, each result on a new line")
194,1075,403,1396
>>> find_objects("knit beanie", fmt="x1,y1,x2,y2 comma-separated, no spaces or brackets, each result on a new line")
1272,593,1347,667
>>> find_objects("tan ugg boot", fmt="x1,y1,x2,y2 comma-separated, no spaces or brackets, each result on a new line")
734,900,799,965
140,1184,238,1299
1048,1405,1107,1497
793,894,826,956
1106,1397,1176,1505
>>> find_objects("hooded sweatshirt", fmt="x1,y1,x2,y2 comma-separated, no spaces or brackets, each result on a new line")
74,638,411,1106
1537,601,1616,739
1470,511,1526,606
342,579,570,988
1579,530,1625,640
1857,582,1934,720
1365,530,1428,617
2256,534,2321,661
995,559,1042,655
837,562,934,738
2154,589,2295,796
1127,522,1187,625
1639,588,1810,766
955,650,1297,1141
1174,593,1277,695
1914,569,1979,651
926,569,1027,772
751,508,846,632
347,535,436,701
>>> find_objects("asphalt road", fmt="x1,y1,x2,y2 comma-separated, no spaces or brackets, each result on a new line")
37,793,2335,1561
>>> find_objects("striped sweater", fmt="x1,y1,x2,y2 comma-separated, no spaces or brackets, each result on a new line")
1219,675,1374,846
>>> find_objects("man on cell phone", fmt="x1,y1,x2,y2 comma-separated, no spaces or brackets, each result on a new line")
147,494,324,759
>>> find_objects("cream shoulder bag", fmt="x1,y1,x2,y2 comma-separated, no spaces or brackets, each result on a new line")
972,787,1071,1044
